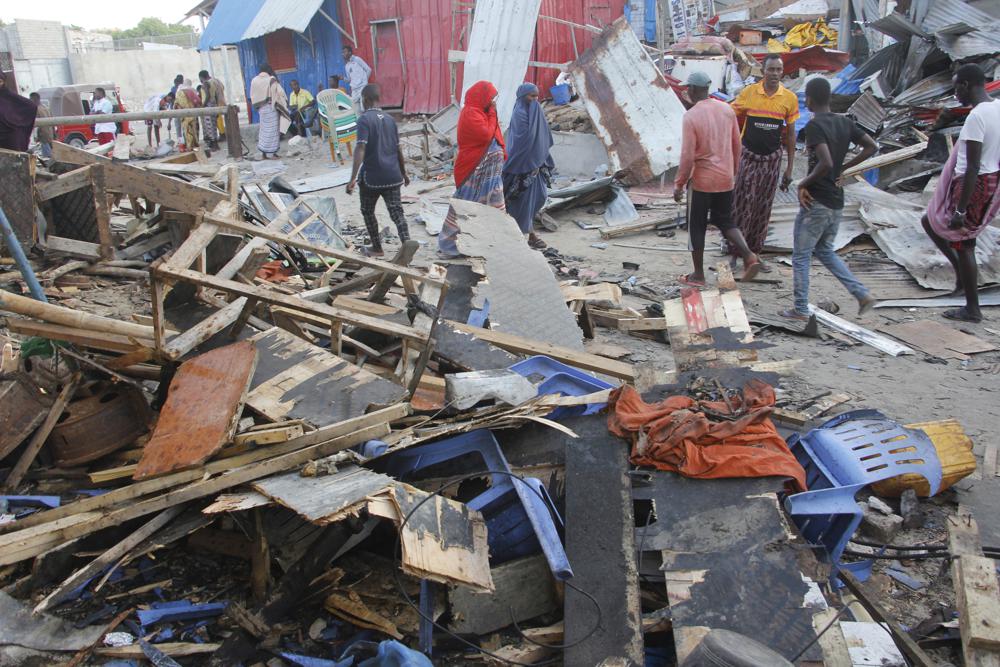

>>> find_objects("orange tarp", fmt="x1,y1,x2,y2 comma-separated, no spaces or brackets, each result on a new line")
607,381,806,491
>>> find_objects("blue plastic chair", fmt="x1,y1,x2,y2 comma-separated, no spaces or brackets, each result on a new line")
783,409,942,583
381,429,572,580
509,355,615,418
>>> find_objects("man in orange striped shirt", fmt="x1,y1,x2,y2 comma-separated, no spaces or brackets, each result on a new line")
729,54,799,268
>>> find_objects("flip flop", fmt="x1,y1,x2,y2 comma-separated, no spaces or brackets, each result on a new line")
528,237,548,249
943,307,983,323
742,261,761,282
678,274,706,288
778,308,810,321
758,263,773,274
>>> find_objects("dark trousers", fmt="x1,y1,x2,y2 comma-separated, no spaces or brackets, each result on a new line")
359,184,409,251
688,189,736,252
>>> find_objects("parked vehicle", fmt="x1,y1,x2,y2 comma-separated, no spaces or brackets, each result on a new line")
34,83,131,148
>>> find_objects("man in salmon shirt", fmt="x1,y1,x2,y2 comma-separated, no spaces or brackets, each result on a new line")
674,72,761,287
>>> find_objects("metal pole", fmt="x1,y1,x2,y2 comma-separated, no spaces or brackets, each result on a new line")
0,206,47,303
34,106,230,127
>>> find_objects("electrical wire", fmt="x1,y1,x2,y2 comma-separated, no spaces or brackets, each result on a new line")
390,469,603,666
790,605,853,662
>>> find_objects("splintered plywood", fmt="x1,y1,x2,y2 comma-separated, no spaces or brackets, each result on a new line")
569,17,686,184
253,465,396,524
450,199,584,351
663,286,758,372
246,328,407,427
368,482,493,592
880,320,997,360
134,341,257,480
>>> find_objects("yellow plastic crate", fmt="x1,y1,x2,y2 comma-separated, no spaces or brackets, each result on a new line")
871,419,977,498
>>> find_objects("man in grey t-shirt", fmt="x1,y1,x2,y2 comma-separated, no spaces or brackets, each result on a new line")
346,84,410,257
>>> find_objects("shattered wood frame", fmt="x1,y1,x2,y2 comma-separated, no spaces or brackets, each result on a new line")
151,209,448,394
35,163,115,260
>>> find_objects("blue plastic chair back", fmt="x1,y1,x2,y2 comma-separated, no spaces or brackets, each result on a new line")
510,355,614,418
784,409,941,584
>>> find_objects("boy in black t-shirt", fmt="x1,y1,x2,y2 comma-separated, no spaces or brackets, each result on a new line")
780,78,878,320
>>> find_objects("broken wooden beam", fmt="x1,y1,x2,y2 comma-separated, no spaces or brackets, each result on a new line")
0,290,155,339
948,511,1000,664
3,375,80,492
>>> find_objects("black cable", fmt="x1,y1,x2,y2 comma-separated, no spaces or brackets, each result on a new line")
849,538,946,551
390,469,603,666
790,605,853,663
508,579,603,650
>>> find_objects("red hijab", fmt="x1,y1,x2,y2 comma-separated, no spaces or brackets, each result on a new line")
454,80,506,186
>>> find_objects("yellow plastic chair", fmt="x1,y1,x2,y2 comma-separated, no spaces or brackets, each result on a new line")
317,88,357,164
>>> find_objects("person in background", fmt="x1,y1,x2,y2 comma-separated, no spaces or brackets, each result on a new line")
849,24,870,67
328,75,345,92
346,84,410,257
30,92,53,159
250,64,290,159
503,83,554,250
729,53,798,270
922,64,1000,323
173,79,202,151
143,92,165,148
342,45,372,114
674,72,761,286
288,79,318,138
90,87,116,145
170,74,184,141
198,69,226,150
780,77,877,320
437,80,507,258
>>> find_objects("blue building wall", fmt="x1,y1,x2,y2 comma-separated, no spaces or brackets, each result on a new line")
236,0,347,123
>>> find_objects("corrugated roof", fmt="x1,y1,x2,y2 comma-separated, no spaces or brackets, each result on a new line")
935,29,1000,59
198,0,323,49
920,0,994,33
918,0,1000,58
847,91,886,133
461,0,543,130
892,71,954,107
869,12,927,42
569,17,686,185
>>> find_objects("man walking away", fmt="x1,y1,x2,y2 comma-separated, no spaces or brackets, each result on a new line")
729,53,799,268
30,92,53,158
346,84,410,257
90,87,116,146
170,74,184,141
780,77,877,320
921,64,1000,323
674,72,761,286
288,79,318,138
343,46,372,114
198,69,226,150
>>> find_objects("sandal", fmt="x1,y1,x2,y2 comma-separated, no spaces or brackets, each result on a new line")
742,261,761,282
943,307,983,323
528,236,548,249
361,247,385,258
778,308,810,321
678,274,706,288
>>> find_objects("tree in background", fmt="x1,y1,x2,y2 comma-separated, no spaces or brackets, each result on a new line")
105,17,194,40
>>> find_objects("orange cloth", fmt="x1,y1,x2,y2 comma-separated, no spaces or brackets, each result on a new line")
607,381,806,491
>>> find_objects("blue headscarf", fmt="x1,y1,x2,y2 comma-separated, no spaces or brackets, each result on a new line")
504,83,553,174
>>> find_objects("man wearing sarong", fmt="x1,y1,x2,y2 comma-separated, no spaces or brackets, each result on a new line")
250,64,290,159
729,53,799,268
922,64,1000,323
198,69,226,150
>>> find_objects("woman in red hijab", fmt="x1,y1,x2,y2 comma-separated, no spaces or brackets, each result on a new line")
438,80,507,257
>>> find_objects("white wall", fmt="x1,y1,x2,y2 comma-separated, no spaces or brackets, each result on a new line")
68,47,245,112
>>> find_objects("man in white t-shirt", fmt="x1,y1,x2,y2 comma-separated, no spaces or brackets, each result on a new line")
90,87,117,145
342,45,372,114
921,64,1000,323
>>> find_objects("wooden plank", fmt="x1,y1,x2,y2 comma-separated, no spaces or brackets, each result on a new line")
3,375,80,492
448,554,558,635
94,643,219,658
44,236,103,259
0,403,410,544
253,465,396,524
0,289,154,339
949,513,1000,662
842,141,928,180
215,208,295,281
89,164,114,260
331,295,401,317
34,507,182,613
204,214,442,286
134,341,258,480
0,422,392,566
599,215,681,239
4,320,151,353
35,165,93,201
166,218,219,271
881,320,997,360
617,317,667,332
247,328,407,427
51,142,227,214
561,282,623,304
156,264,430,343
447,321,634,380
160,297,248,361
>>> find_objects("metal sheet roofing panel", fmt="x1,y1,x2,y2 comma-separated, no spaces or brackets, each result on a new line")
935,29,1000,59
462,0,543,130
920,0,995,33
569,17,686,185
199,0,266,49
869,12,927,42
847,91,886,133
893,71,953,107
244,0,326,40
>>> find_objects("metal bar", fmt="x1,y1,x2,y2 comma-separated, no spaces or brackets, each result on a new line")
317,7,356,45
0,206,46,302
35,106,229,127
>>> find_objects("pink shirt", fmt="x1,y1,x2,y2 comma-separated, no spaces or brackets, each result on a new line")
674,98,742,194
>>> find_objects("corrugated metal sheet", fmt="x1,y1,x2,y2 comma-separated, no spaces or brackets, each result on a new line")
244,0,326,40
892,71,954,107
847,91,885,133
919,0,1000,58
569,17,685,185
200,0,268,49
935,29,1000,59
869,12,927,42
920,0,994,33
462,0,543,130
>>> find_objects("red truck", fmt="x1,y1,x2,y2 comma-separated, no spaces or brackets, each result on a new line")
35,83,131,148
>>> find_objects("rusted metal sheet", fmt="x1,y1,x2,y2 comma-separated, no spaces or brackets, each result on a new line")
48,382,151,467
569,17,686,185
134,341,258,480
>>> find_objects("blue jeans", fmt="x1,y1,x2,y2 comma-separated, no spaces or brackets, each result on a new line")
792,202,869,315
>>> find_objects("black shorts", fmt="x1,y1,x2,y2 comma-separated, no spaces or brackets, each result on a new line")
688,189,735,251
